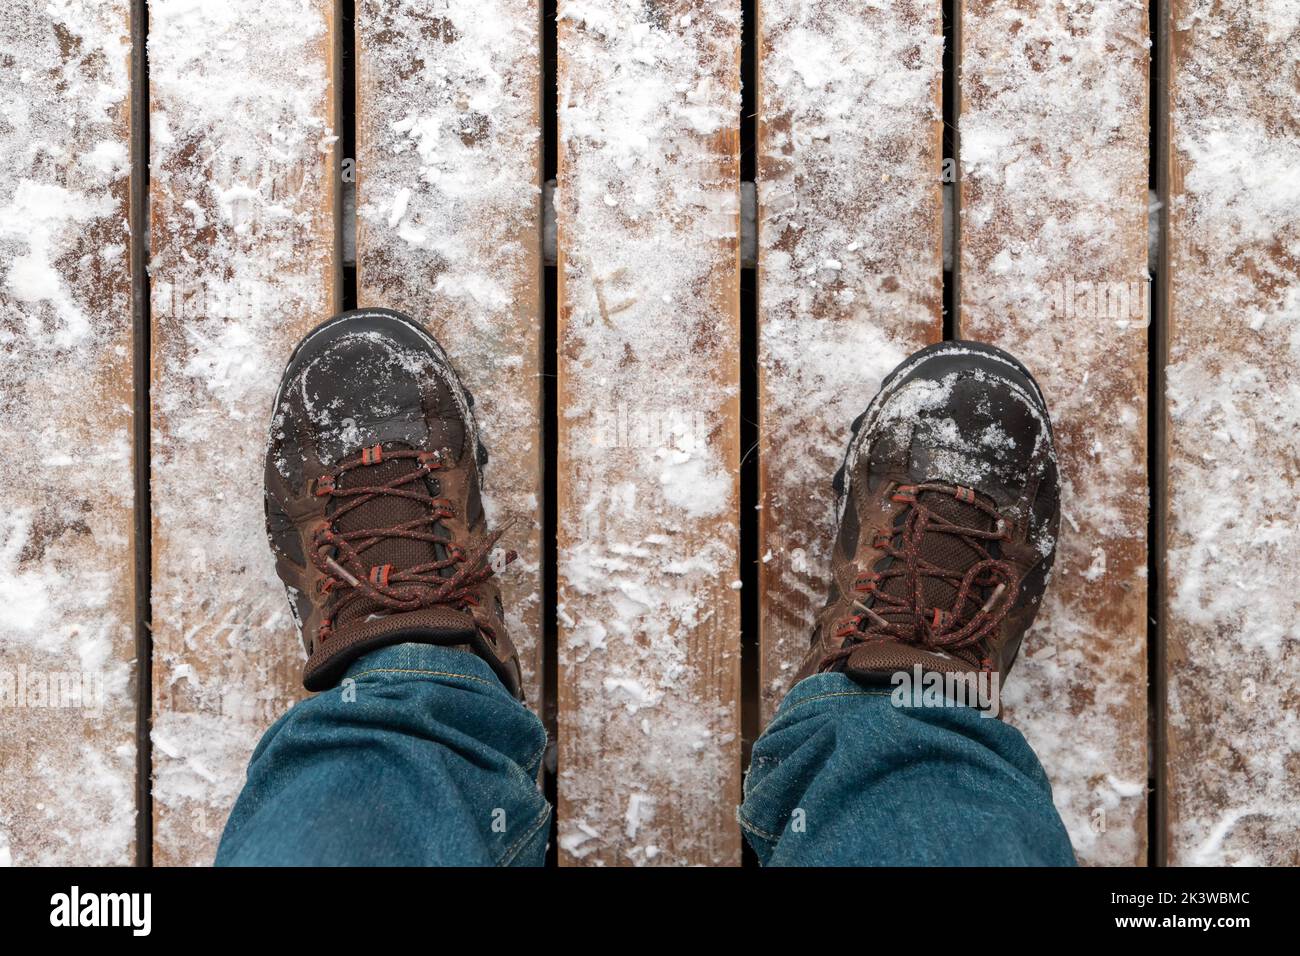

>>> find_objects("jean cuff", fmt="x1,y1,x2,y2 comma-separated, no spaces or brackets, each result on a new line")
343,641,507,692
774,671,895,720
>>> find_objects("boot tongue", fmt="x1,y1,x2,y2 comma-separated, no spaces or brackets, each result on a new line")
329,452,453,628
874,488,995,631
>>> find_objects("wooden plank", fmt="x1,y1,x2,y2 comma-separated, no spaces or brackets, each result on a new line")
756,0,944,719
149,0,338,865
1166,1,1300,866
960,0,1150,865
353,0,544,711
0,0,136,866
555,1,741,866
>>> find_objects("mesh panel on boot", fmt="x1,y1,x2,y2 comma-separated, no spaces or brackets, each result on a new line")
873,490,994,627
328,451,453,627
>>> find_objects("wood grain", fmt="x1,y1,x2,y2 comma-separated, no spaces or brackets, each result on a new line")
960,0,1150,865
1165,0,1300,866
353,0,544,711
756,0,944,720
555,0,741,866
0,0,136,865
149,0,338,865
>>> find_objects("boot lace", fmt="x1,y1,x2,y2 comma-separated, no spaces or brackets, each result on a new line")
821,482,1018,673
308,444,515,644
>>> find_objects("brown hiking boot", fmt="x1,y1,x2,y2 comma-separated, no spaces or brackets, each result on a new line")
793,341,1060,698
264,308,523,697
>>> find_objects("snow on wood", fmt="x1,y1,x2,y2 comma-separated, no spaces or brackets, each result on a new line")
556,0,741,866
960,0,1150,865
354,0,544,710
1166,0,1300,866
757,0,943,720
149,0,338,865
0,0,135,866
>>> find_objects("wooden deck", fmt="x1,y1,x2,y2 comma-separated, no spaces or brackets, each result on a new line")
0,0,1296,866
959,0,1151,866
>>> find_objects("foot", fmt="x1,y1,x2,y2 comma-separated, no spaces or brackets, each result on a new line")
793,341,1061,693
264,308,523,697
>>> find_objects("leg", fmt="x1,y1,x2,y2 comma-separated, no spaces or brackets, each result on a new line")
216,644,549,866
768,342,1075,865
739,673,1075,866
239,309,543,865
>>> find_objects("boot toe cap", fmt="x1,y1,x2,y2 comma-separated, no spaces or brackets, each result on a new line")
270,310,468,475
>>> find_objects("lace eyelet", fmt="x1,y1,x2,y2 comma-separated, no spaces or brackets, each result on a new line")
891,484,917,504
834,615,863,639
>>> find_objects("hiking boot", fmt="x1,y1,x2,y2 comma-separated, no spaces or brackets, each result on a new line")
793,340,1060,695
264,308,523,697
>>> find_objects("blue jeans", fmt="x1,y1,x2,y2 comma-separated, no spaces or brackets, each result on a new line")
739,674,1076,866
216,645,1075,866
215,644,551,866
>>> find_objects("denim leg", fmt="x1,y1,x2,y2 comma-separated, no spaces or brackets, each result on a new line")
215,643,550,866
739,673,1076,866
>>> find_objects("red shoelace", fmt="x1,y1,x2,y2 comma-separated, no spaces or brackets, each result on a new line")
308,445,515,645
820,482,1019,672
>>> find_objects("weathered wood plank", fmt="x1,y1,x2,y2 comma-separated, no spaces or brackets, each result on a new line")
149,0,338,865
756,0,944,719
354,0,544,711
0,0,136,866
1166,0,1300,866
555,0,742,866
960,0,1150,865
